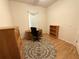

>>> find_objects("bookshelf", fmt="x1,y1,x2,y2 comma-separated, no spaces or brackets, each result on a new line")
50,25,59,39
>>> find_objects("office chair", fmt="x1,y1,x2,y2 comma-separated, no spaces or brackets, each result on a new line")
31,27,40,41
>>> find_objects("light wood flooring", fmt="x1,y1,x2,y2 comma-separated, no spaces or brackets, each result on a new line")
43,34,79,59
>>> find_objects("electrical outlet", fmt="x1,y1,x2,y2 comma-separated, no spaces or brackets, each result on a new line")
76,40,78,43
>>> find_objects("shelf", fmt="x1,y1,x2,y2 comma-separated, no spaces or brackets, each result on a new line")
50,31,57,35
50,29,57,32
50,28,57,30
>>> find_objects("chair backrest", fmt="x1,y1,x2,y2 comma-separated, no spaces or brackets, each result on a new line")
31,27,38,36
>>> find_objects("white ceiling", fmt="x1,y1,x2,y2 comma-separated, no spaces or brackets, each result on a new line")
9,0,57,7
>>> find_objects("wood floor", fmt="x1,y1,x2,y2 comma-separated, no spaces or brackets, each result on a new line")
43,34,79,59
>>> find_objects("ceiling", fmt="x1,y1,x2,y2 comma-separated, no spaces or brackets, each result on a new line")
9,0,57,8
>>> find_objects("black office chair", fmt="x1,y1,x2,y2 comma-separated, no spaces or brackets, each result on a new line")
31,27,40,41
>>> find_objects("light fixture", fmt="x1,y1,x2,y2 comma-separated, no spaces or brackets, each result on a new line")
39,0,48,2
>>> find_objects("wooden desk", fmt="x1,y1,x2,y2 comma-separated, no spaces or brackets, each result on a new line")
24,29,42,40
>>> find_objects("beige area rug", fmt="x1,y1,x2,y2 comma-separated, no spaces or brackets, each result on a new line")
23,37,56,59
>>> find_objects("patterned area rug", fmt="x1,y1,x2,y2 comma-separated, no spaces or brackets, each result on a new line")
23,37,56,59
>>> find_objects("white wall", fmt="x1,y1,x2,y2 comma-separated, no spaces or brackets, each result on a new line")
75,0,79,54
75,29,79,54
9,1,47,37
47,0,77,45
0,0,13,27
